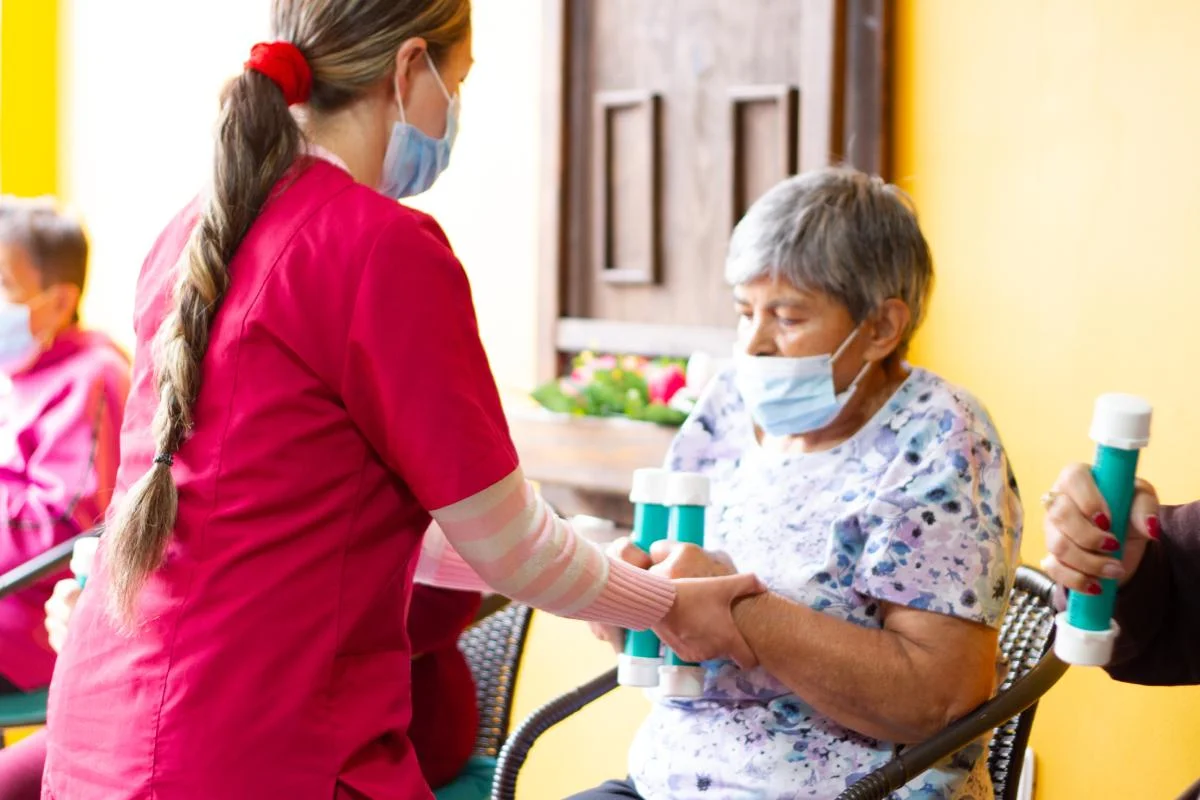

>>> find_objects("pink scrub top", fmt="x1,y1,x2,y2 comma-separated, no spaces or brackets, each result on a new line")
43,159,521,799
0,328,128,690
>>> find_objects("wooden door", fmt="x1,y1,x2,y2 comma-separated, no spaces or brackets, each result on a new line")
537,0,891,381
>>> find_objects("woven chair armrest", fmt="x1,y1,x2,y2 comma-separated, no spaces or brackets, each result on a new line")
835,653,1069,800
491,667,619,800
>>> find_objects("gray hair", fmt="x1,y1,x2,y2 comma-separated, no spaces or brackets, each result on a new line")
725,167,933,349
0,196,88,292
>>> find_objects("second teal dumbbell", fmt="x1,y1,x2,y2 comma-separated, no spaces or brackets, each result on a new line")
658,471,711,699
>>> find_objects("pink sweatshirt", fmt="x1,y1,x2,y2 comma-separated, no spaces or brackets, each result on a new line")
0,327,129,690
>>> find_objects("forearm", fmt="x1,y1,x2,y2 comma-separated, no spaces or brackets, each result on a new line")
732,592,994,743
427,470,675,630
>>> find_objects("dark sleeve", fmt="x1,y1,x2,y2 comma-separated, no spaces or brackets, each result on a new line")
407,584,482,655
1105,502,1200,685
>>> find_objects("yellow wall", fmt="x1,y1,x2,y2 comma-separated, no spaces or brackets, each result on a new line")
0,0,59,195
896,1,1200,797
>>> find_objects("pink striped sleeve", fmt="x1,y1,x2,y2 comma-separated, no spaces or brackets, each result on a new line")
418,469,675,631
413,521,489,593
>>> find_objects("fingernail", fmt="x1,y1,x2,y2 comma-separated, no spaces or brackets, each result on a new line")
1101,537,1121,553
1087,581,1103,596
1147,515,1161,541
1102,562,1126,580
1092,513,1111,532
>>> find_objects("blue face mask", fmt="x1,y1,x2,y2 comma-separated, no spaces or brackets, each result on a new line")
0,299,38,374
734,328,872,437
379,51,459,199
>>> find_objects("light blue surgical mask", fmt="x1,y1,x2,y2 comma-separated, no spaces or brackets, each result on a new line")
0,299,38,374
380,51,459,199
734,328,872,437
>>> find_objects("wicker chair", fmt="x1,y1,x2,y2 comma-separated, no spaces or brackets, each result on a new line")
0,532,91,732
491,566,1068,800
458,599,534,761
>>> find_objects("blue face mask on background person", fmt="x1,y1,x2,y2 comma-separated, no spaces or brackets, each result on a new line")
379,51,459,199
734,327,872,437
0,298,40,375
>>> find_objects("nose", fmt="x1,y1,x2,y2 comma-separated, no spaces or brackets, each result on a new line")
740,314,778,357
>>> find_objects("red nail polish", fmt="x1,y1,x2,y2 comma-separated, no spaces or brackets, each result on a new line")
1147,516,1161,541
1101,538,1121,553
1093,513,1111,532
1087,581,1103,596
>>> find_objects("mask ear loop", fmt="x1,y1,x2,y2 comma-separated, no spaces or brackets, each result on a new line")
422,50,454,103
396,51,455,128
831,325,875,399
830,325,861,363
394,67,409,126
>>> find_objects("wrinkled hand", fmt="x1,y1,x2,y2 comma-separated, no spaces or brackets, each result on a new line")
45,579,81,654
649,540,735,579
653,571,765,669
1041,463,1159,596
587,537,652,653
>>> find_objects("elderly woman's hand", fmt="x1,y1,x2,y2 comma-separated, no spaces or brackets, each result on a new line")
586,537,764,668
587,537,653,653
648,541,736,579
654,573,764,668
1041,463,1160,596
45,578,81,654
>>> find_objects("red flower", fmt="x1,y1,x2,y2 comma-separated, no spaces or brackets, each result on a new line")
647,363,686,405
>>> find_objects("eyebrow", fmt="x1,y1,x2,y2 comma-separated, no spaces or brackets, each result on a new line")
732,295,811,309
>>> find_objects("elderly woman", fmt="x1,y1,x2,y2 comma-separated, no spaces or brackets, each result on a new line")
579,167,1023,800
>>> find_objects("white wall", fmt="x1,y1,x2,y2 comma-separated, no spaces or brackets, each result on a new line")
64,0,542,392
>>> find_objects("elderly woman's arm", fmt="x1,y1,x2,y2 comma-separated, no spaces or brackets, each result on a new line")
733,593,996,743
652,543,997,744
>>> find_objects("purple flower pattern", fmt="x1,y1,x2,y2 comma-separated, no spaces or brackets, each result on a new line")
627,367,1022,799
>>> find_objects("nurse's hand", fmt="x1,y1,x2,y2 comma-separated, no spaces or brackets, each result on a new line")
1040,463,1160,597
45,579,81,654
653,572,766,670
587,537,652,653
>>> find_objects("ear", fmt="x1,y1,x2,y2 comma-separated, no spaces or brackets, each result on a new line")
862,298,910,361
47,283,80,327
392,37,429,104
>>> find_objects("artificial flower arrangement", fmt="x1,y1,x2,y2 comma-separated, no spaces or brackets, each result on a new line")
531,352,695,426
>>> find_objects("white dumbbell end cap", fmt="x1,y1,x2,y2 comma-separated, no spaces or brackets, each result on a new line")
664,473,710,507
1054,612,1119,666
630,468,671,505
70,537,100,579
657,665,705,698
1089,394,1152,450
618,654,663,688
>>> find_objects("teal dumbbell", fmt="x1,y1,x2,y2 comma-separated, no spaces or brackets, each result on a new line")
658,472,711,698
71,537,99,588
1054,393,1152,666
618,468,672,688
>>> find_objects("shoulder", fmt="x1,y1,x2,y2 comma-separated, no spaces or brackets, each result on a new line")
304,168,464,291
887,368,1007,455
66,332,131,403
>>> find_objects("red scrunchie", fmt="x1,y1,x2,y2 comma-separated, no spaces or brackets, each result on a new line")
244,42,312,106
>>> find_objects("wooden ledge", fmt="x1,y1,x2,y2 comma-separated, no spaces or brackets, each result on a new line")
505,403,676,496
